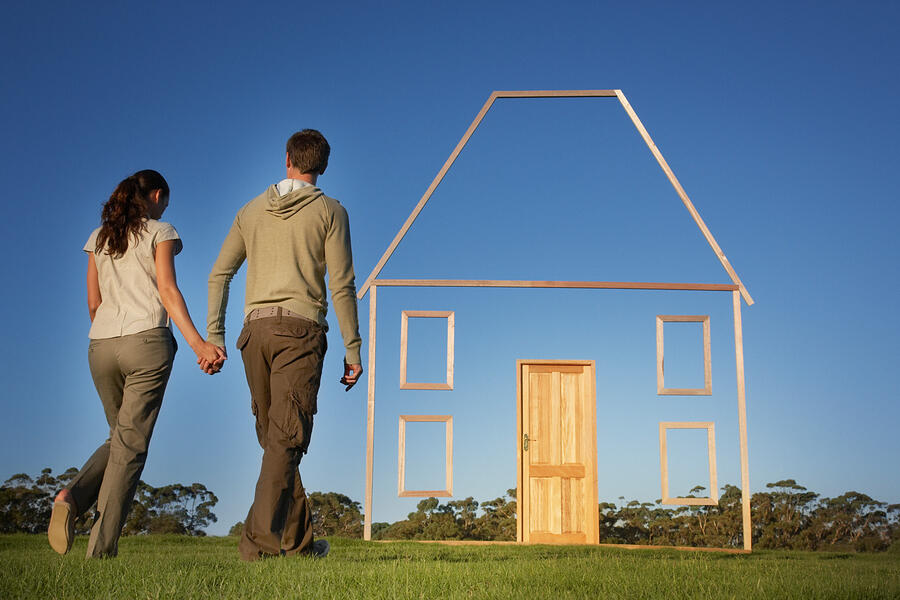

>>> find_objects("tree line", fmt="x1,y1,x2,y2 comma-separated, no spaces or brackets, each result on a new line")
1,468,217,536
4,469,898,551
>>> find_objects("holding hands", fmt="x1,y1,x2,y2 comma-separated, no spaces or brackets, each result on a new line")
194,341,227,375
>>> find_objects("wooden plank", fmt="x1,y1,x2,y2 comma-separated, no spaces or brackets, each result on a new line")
657,314,711,322
703,316,712,393
397,415,453,498
397,413,406,497
399,310,409,388
733,290,752,551
661,421,715,429
614,90,753,306
587,362,599,544
357,92,500,299
530,532,588,545
707,423,719,503
659,421,718,506
399,382,453,391
446,415,454,496
399,414,453,422
374,279,738,291
446,312,455,389
658,388,713,396
659,422,669,502
363,285,377,541
529,465,586,478
403,310,454,318
657,315,712,395
374,540,750,554
661,497,719,506
516,361,524,543
494,90,618,98
521,363,531,542
398,490,453,498
656,316,665,394
399,310,455,390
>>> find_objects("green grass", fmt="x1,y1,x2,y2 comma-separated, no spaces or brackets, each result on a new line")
1,534,898,599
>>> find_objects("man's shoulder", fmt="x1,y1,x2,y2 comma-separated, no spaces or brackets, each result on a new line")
319,193,347,216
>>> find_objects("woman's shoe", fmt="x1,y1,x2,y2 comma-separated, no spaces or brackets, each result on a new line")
48,501,75,555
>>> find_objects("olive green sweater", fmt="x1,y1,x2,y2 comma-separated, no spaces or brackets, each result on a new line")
206,182,361,364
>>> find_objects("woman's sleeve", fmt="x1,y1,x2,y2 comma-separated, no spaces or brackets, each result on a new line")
153,222,183,255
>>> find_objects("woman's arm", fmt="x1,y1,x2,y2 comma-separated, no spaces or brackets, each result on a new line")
155,240,226,368
87,253,101,322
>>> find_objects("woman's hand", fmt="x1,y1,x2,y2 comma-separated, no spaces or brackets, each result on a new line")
194,342,227,374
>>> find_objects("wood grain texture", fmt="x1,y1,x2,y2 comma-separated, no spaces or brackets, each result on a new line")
656,315,712,395
399,310,455,390
518,361,598,544
397,415,454,498
658,422,718,506
364,285,377,541
374,279,737,291
733,290,752,551
358,89,753,307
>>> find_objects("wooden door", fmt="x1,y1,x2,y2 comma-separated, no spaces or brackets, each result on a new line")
517,360,598,544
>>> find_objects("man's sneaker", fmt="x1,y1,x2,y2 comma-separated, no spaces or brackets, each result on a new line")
310,539,330,558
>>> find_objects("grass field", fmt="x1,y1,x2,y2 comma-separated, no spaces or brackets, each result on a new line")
1,534,898,599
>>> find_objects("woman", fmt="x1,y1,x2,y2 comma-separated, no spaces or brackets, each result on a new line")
48,169,224,558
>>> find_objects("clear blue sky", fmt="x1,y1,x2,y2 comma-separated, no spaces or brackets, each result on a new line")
1,1,897,534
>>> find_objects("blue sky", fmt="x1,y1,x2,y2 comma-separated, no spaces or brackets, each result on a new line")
1,1,898,535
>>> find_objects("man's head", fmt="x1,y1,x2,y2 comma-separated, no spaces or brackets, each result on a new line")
286,129,330,177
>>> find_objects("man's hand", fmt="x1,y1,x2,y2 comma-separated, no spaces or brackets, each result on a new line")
198,346,227,375
340,359,363,391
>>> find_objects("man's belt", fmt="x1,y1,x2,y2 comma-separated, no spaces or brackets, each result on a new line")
244,306,313,324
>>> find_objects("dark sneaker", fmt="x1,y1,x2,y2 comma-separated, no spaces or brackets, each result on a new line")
310,539,330,558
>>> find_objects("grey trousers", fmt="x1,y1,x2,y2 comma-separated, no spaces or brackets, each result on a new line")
235,315,326,561
65,327,176,558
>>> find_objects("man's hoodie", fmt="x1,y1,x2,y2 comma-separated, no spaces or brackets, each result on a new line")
207,179,361,365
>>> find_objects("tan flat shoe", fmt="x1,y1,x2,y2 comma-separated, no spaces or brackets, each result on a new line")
48,501,75,555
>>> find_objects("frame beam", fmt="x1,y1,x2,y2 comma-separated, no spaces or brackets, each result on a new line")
733,290,752,550
373,279,737,291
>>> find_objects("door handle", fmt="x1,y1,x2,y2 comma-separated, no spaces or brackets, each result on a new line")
523,432,536,451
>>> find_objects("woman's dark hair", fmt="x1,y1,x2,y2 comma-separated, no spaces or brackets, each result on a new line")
95,169,169,257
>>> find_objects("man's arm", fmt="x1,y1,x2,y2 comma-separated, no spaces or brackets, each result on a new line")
207,216,247,349
324,201,362,389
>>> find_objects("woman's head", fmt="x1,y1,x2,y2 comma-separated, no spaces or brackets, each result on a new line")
96,170,169,257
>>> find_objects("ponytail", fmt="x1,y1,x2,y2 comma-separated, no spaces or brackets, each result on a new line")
95,169,169,258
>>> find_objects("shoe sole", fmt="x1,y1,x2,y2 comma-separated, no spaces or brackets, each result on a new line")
48,501,74,555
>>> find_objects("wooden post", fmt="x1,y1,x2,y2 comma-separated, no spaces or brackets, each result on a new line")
732,290,752,550
363,285,377,540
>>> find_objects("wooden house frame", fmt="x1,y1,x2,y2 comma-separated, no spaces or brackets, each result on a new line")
357,90,754,551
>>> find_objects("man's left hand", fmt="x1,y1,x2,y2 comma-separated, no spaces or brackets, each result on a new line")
341,360,363,391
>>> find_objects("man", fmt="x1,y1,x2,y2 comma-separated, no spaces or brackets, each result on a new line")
205,129,363,561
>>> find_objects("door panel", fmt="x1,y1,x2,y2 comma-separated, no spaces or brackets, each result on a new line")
518,361,598,544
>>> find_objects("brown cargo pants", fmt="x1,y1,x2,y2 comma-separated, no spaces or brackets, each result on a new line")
235,313,327,561
65,327,176,558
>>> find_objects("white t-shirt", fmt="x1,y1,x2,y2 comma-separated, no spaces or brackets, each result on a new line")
83,219,182,339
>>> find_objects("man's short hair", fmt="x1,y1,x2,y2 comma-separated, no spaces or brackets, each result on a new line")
286,129,330,175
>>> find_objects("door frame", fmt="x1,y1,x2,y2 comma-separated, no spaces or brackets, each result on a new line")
516,359,598,544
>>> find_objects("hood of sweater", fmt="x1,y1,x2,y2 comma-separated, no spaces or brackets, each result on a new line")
265,179,324,220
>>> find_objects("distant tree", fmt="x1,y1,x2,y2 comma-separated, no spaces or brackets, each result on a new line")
753,479,819,549
308,492,364,538
125,482,218,536
228,522,243,537
0,468,218,536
